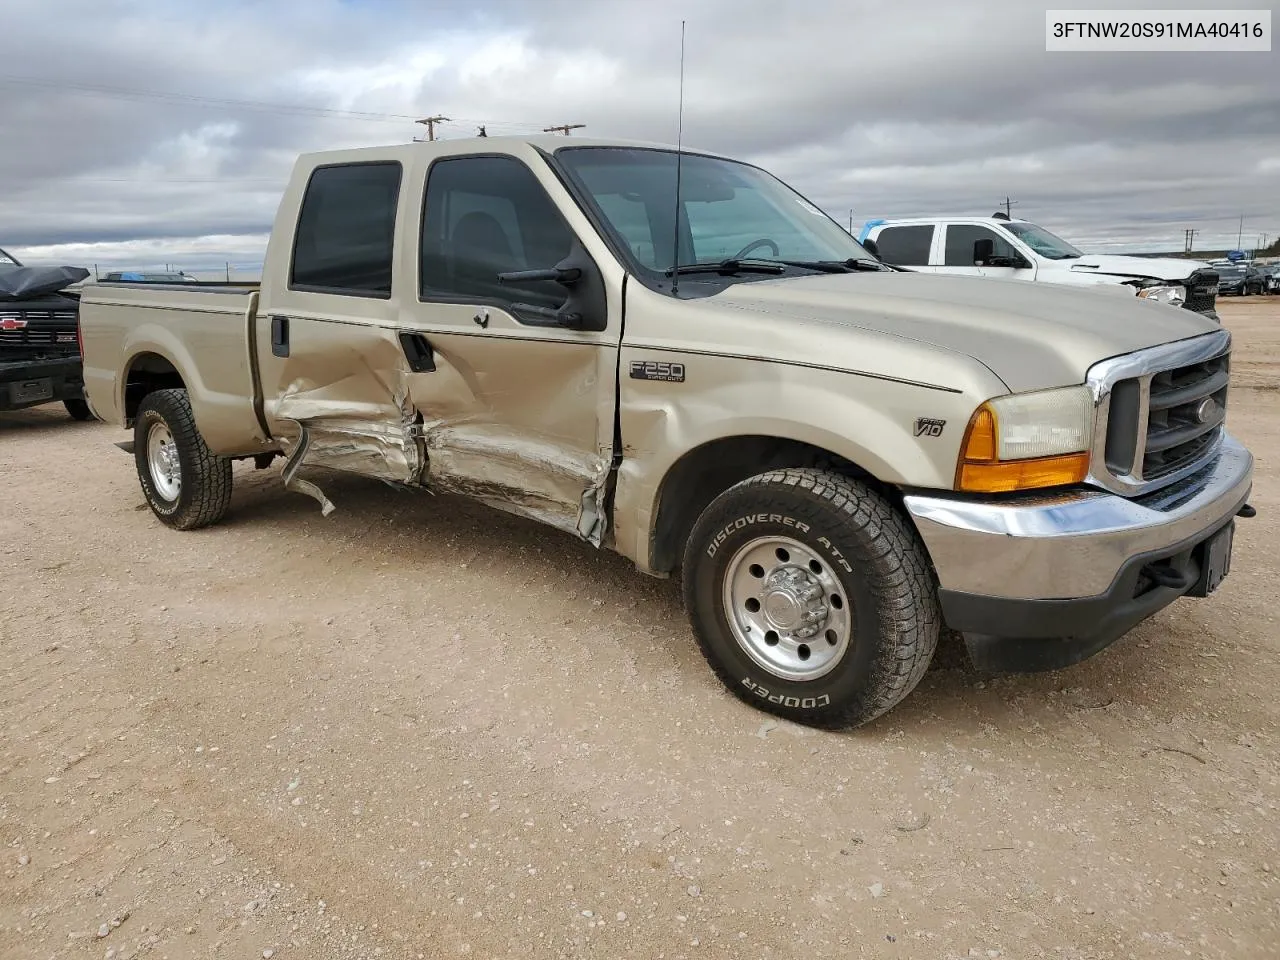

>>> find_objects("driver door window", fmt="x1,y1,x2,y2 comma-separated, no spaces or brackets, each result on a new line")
941,225,1025,277
421,156,576,311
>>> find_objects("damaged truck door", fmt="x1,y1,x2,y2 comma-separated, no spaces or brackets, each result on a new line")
407,154,617,543
253,146,622,540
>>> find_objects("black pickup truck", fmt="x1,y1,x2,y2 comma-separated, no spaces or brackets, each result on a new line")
0,251,93,420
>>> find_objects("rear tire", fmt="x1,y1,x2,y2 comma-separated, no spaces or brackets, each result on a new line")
682,468,940,729
63,397,93,421
134,388,232,530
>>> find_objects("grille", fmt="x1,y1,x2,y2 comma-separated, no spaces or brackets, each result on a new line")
1182,270,1218,315
0,310,79,350
1142,353,1229,479
1091,330,1231,496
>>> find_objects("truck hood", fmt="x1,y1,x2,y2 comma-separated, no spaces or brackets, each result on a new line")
709,270,1218,393
1058,254,1209,282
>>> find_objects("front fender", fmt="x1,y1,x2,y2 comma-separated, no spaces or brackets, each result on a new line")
612,353,1001,572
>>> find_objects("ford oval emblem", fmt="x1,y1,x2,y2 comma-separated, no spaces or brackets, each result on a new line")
1195,397,1220,424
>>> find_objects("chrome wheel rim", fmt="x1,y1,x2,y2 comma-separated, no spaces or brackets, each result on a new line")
721,536,853,682
147,422,181,501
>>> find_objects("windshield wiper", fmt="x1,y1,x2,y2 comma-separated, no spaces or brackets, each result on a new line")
665,257,900,279
774,258,897,273
666,259,786,277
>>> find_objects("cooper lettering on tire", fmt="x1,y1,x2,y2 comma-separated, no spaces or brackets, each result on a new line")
684,468,939,729
134,388,233,531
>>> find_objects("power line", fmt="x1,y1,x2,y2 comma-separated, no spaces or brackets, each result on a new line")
0,74,545,131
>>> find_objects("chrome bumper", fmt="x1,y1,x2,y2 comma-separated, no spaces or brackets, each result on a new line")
904,433,1253,601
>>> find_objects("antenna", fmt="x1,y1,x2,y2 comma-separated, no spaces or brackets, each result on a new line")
670,20,687,297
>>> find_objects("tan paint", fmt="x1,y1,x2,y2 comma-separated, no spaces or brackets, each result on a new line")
78,134,1216,573
77,283,270,454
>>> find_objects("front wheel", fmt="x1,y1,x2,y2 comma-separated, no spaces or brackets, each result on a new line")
682,468,940,729
63,397,94,421
133,388,232,530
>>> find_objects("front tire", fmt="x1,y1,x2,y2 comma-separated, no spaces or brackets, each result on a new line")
134,388,232,530
682,468,940,729
63,397,93,421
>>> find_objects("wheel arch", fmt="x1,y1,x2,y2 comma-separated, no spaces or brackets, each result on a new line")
123,350,186,424
646,434,898,575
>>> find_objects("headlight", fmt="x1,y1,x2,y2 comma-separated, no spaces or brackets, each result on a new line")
956,385,1094,493
1135,284,1187,306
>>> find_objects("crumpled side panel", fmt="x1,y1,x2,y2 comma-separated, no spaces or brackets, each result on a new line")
264,320,612,545
420,422,611,543
270,330,426,499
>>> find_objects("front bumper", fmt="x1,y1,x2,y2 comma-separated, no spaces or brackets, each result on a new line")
0,357,84,411
903,434,1253,671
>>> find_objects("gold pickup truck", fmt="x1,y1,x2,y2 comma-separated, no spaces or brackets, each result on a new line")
79,135,1254,728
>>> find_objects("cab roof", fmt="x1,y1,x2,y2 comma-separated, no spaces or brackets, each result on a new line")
295,134,732,167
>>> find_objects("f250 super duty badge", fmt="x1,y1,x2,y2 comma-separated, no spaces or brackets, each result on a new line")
629,359,685,382
914,417,945,438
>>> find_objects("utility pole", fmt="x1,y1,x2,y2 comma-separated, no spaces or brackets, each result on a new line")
1001,196,1018,219
848,209,854,235
1183,227,1198,254
414,115,450,141
1237,213,1244,250
543,123,585,136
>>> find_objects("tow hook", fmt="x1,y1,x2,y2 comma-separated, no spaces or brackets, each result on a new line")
1237,503,1257,518
1140,563,1192,591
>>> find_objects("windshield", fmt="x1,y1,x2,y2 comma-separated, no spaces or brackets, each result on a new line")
554,147,871,280
1000,221,1083,260
1217,264,1244,277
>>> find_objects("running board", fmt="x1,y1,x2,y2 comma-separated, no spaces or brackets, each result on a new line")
114,440,135,454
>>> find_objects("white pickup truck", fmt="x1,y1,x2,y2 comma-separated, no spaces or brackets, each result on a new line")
78,136,1254,728
861,214,1221,320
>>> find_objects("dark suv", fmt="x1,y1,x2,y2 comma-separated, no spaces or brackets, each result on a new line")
1216,262,1267,296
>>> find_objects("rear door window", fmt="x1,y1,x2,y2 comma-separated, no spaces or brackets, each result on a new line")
874,225,934,265
290,162,403,298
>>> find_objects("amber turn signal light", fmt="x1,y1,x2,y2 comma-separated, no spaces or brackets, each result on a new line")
955,403,1090,493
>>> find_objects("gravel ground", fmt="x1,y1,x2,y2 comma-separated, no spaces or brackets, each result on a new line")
2,298,1277,960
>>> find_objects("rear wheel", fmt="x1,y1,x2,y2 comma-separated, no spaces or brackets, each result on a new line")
682,468,940,729
63,397,93,421
133,388,232,530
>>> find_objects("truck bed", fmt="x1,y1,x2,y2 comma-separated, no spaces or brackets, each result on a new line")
79,281,269,454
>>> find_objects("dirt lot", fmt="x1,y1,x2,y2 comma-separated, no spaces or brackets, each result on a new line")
3,298,1278,960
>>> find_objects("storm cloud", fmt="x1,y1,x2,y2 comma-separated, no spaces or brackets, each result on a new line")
2,0,1277,271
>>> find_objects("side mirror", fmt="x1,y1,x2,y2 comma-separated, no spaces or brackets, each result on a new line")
499,238,608,332
862,237,880,259
974,238,1029,269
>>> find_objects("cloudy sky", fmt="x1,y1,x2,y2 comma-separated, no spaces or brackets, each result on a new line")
2,0,1277,272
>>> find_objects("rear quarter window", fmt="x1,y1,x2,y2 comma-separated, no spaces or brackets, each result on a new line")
874,225,934,266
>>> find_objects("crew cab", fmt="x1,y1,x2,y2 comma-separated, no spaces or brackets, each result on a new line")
79,136,1254,728
861,215,1221,320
